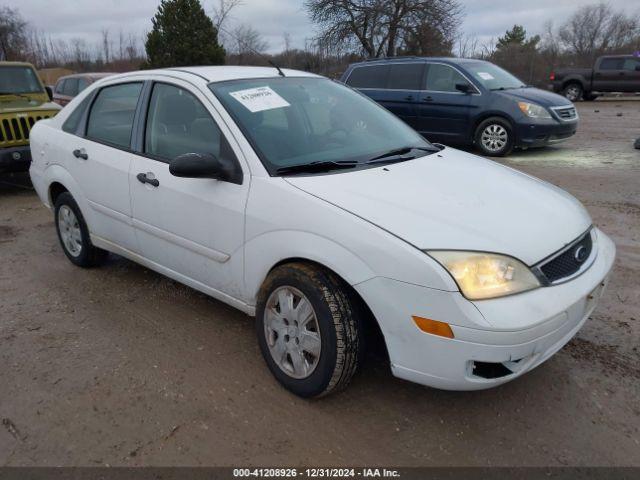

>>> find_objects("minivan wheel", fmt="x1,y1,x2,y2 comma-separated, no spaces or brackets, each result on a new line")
54,192,108,267
474,117,514,157
563,83,582,102
256,263,362,398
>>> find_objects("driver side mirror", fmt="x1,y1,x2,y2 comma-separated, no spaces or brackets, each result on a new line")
45,86,53,101
455,83,473,94
169,152,243,185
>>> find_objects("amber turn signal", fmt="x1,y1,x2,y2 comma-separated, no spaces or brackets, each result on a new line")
412,316,454,338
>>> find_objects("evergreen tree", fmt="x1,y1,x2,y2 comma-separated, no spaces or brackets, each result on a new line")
145,0,225,68
497,25,540,50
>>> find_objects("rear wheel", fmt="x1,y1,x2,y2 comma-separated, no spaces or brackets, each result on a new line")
256,263,362,398
562,83,582,102
474,117,514,157
54,192,108,267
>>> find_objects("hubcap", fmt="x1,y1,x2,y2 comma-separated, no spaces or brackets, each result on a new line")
57,205,83,257
565,86,579,101
264,286,321,379
481,124,508,153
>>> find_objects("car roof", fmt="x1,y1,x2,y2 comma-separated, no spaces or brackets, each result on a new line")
59,72,117,80
349,57,486,67
105,66,321,84
0,61,36,68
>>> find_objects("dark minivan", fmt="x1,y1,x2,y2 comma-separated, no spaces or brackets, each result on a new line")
341,57,579,156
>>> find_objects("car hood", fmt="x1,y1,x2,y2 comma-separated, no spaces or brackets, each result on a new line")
284,148,591,265
0,95,60,113
495,87,572,108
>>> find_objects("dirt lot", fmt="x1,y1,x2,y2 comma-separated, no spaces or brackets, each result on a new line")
1,99,639,467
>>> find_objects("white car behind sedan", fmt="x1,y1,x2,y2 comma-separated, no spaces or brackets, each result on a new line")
29,66,615,397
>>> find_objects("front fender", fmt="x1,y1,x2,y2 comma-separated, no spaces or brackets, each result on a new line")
244,230,376,305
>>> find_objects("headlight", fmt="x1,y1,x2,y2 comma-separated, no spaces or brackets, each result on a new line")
518,101,552,119
427,251,541,300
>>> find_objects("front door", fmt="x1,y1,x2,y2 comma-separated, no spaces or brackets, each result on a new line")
416,63,473,144
129,80,249,299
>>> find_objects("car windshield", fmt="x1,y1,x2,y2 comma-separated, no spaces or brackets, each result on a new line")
0,66,44,95
465,62,526,91
209,77,434,175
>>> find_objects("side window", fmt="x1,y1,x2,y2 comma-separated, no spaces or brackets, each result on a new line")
425,64,468,93
62,78,79,96
346,65,390,89
78,78,90,93
55,79,66,94
145,83,234,163
388,63,424,90
86,82,143,148
622,58,640,71
62,94,94,134
599,58,623,70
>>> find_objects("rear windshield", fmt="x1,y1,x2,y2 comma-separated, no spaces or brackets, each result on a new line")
0,66,44,95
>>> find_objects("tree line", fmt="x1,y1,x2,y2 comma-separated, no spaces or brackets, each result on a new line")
0,0,638,86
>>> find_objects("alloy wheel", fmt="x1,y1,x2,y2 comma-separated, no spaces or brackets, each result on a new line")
481,124,508,153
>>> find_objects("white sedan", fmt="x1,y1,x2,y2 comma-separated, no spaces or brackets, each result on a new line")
29,66,615,397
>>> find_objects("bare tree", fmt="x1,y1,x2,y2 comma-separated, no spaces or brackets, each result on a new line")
305,0,462,58
0,7,28,61
230,23,269,62
211,0,243,29
101,28,111,64
558,2,639,65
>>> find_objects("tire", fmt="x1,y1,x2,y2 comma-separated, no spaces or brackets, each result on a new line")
583,93,599,101
474,117,514,157
256,262,362,398
54,192,108,267
562,83,583,102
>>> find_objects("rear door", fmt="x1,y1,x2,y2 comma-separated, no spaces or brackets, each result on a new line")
592,57,624,92
416,63,474,143
622,57,640,92
66,81,143,252
128,79,249,298
382,62,425,130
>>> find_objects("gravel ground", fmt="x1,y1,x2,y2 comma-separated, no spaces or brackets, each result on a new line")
1,99,639,467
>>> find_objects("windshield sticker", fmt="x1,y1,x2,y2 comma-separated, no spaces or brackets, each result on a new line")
477,72,494,80
229,86,290,113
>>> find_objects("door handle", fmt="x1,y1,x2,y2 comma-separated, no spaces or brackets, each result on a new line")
73,148,88,160
404,95,414,101
421,96,434,102
136,173,160,187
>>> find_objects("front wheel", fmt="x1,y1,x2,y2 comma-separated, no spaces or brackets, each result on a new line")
474,117,514,157
256,263,362,398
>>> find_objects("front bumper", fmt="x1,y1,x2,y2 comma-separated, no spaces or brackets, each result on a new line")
355,228,616,390
0,145,32,174
515,120,578,148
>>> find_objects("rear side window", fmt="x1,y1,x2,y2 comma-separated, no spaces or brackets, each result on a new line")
388,63,424,90
86,83,143,149
425,64,467,92
62,78,79,96
599,58,624,70
622,58,640,71
346,65,389,89
62,94,94,134
145,83,233,162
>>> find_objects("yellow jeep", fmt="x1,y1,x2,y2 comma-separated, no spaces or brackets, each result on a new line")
0,62,61,174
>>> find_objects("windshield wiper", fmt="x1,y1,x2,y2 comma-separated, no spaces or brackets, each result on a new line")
276,160,358,175
366,146,439,164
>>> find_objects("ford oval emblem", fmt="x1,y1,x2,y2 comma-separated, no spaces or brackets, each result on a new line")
574,245,588,263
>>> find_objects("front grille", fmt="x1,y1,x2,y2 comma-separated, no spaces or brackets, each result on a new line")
0,114,51,145
539,231,593,283
551,105,578,122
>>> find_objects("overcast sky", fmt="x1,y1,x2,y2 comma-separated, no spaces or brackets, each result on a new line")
6,0,638,54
